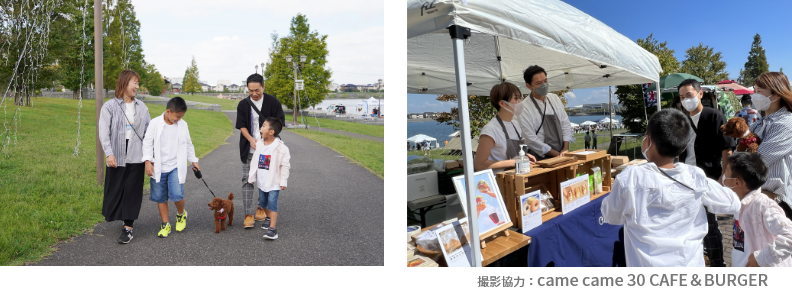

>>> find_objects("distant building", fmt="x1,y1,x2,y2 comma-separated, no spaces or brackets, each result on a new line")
172,83,182,94
200,83,210,92
228,84,240,92
328,83,340,92
216,80,232,87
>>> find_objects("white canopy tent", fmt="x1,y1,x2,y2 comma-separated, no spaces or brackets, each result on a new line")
570,123,579,128
367,97,384,115
580,121,597,126
408,0,662,266
407,134,438,145
355,100,368,115
598,118,618,124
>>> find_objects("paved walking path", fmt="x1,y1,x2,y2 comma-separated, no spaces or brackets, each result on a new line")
34,112,383,266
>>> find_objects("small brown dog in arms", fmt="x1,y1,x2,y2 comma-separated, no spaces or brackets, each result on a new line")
208,193,235,233
720,117,761,153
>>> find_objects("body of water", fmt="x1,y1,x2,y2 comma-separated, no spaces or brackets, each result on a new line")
311,98,384,114
406,114,624,147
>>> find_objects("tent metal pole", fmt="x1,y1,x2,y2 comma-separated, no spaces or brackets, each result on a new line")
609,86,613,147
449,25,481,267
657,78,661,111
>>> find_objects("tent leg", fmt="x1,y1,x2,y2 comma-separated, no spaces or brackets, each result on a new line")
449,25,481,267
656,79,661,111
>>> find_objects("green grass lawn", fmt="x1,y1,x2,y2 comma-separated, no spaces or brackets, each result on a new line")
288,129,383,178
0,97,232,266
168,94,238,110
286,114,384,138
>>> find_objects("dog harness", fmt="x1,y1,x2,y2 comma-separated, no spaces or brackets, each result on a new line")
740,137,758,148
216,208,227,220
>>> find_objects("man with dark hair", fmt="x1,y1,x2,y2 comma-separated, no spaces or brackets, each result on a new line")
677,78,736,267
515,65,574,160
235,73,286,228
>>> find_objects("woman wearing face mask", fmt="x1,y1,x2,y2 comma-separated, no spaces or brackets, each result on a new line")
748,72,792,219
474,82,537,172
515,65,575,160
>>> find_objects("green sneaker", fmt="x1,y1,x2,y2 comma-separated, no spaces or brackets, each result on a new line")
176,210,188,232
158,222,171,238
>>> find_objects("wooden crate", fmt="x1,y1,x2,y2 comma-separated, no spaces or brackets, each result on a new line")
498,154,614,223
565,149,608,161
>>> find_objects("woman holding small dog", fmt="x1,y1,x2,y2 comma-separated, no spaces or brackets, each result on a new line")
748,72,792,219
99,69,151,244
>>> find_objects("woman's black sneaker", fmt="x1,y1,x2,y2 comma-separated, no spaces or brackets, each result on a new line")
118,228,133,244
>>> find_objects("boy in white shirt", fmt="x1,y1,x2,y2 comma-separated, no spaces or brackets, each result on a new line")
247,117,290,240
142,97,200,238
601,109,740,267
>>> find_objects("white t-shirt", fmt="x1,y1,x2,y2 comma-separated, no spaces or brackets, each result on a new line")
125,102,135,140
685,111,701,165
159,123,179,173
480,116,522,162
249,98,264,153
256,139,280,192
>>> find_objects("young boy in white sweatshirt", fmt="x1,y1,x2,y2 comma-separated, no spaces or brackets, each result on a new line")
142,97,200,238
248,117,290,240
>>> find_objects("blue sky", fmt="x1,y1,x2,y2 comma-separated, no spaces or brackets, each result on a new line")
408,0,792,113
133,0,383,86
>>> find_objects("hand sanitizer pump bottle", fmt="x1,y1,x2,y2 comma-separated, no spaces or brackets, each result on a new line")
514,144,531,175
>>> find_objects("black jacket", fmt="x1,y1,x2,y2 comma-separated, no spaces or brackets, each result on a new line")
235,94,286,162
680,107,736,179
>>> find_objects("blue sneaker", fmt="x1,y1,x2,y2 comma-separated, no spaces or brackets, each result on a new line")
263,227,278,240
261,217,271,230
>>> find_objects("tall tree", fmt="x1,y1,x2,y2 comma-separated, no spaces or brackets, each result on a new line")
102,0,145,96
54,0,96,99
737,34,769,86
679,43,729,84
433,95,496,138
181,56,201,95
263,14,332,112
0,0,63,106
141,63,164,96
615,34,680,134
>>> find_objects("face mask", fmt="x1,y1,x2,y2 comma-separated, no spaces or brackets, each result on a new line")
682,97,700,112
641,136,651,159
502,100,524,116
532,83,549,96
720,174,737,189
752,93,778,111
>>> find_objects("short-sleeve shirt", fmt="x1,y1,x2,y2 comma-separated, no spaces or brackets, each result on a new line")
480,116,522,162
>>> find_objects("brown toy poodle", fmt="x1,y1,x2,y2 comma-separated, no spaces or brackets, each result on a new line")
720,117,761,153
208,193,235,233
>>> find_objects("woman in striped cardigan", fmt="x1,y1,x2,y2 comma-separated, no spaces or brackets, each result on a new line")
98,69,151,244
749,72,792,219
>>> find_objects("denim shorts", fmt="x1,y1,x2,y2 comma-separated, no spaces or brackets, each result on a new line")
150,169,184,203
258,189,280,212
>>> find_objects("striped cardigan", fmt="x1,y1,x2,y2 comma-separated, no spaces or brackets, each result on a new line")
98,98,151,167
750,107,792,207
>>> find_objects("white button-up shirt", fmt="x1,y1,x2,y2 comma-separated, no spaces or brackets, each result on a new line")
601,163,740,267
515,93,574,156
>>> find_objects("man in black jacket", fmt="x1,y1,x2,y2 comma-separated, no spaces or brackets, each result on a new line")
678,79,735,267
236,73,285,228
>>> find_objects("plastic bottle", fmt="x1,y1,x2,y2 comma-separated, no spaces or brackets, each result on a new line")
514,144,531,175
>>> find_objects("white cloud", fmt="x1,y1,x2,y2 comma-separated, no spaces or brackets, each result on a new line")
134,0,383,85
582,88,615,104
564,92,576,99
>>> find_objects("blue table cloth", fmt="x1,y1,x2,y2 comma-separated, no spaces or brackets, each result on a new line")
524,193,625,267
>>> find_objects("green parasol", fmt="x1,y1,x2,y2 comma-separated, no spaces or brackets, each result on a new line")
646,73,704,92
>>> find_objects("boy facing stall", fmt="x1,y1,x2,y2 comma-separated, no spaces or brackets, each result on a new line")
601,109,740,267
